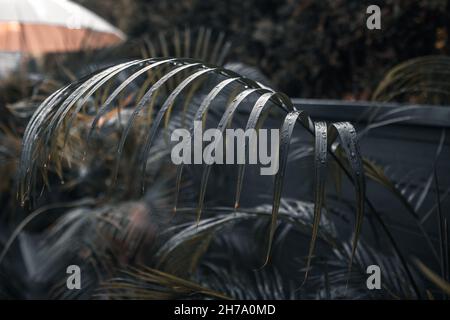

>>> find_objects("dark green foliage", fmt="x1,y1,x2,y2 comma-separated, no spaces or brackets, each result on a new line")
76,0,450,99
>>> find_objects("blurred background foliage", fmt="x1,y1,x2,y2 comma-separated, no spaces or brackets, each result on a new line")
76,0,450,100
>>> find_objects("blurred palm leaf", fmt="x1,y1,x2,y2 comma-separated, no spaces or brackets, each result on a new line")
100,266,231,300
142,27,231,67
414,258,450,296
373,55,450,105
306,241,420,299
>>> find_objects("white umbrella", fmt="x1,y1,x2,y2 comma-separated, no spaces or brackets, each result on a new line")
0,0,126,56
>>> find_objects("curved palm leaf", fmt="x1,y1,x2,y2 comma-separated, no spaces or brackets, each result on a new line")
17,57,365,276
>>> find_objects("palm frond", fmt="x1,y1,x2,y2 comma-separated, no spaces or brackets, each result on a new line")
99,266,231,300
142,27,231,66
17,57,366,280
414,258,450,296
373,55,450,105
306,242,421,299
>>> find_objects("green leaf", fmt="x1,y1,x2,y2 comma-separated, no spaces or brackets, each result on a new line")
196,88,270,222
234,92,293,210
304,121,327,282
329,122,365,272
265,110,310,266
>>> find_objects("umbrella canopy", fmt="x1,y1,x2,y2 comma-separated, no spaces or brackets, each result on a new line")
0,0,126,55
